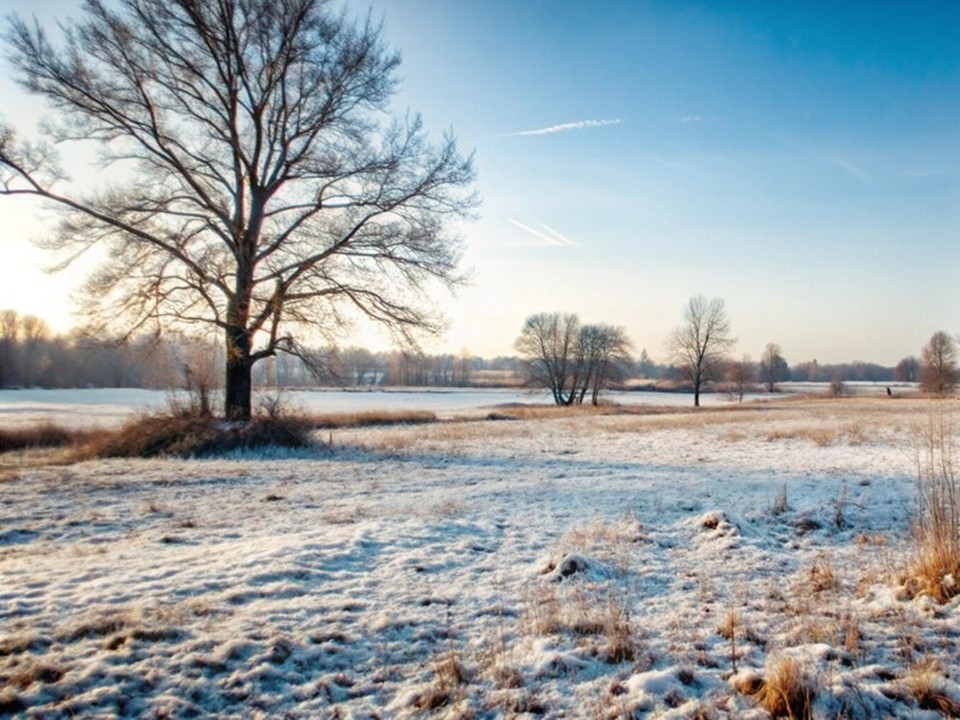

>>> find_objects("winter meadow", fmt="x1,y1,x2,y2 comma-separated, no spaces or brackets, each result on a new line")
2,0,960,718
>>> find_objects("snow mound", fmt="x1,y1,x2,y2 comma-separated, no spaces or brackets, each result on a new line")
539,553,610,582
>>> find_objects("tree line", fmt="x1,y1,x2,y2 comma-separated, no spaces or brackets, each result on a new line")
0,304,939,400
513,297,949,407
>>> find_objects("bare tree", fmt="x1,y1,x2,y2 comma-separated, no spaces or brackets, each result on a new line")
920,331,959,396
895,356,920,383
515,313,633,406
515,312,583,406
0,0,476,419
576,324,633,405
668,295,735,407
758,342,790,392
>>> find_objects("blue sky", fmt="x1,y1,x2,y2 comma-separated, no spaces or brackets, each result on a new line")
2,0,959,364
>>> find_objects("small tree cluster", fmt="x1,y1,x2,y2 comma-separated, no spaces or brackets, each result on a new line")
515,313,632,406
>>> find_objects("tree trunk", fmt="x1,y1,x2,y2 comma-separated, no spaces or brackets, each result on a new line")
225,326,252,420
694,377,701,407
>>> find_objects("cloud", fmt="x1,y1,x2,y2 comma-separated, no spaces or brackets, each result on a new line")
680,115,703,123
828,157,871,183
503,119,622,137
509,219,577,247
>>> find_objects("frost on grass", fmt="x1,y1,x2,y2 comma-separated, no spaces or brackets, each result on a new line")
0,398,956,717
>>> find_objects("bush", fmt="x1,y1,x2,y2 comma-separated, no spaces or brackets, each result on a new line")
0,423,85,453
85,413,317,459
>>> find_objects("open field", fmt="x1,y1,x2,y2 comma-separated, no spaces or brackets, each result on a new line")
1,396,958,717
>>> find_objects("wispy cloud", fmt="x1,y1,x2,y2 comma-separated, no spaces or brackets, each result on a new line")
828,157,871,183
502,119,622,137
509,219,577,247
680,115,703,123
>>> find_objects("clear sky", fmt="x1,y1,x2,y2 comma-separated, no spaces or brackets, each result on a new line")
1,0,959,365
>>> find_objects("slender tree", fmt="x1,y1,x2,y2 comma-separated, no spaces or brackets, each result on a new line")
0,0,476,419
668,295,735,407
576,324,632,405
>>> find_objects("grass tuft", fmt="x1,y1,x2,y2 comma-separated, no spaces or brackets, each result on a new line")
749,655,815,719
909,402,960,603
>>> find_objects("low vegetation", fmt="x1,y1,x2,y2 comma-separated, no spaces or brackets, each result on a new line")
82,413,318,458
0,422,86,453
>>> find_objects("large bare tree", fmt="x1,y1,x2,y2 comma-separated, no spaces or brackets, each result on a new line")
0,0,476,419
668,295,735,407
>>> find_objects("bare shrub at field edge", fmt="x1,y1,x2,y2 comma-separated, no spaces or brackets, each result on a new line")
82,412,317,459
0,423,89,454
908,401,960,603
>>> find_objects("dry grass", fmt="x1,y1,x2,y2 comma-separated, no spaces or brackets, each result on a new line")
563,515,645,574
0,422,90,454
907,402,960,603
81,412,317,458
766,426,836,447
736,654,815,719
904,658,960,716
311,409,437,429
411,648,471,712
807,553,838,593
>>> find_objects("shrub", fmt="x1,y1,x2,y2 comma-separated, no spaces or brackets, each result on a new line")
84,412,316,458
0,423,86,453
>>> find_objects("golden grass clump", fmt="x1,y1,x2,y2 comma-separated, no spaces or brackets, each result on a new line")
904,658,960,716
735,655,815,719
908,402,960,603
312,409,437,428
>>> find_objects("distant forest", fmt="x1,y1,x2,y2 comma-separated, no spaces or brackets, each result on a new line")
0,309,914,391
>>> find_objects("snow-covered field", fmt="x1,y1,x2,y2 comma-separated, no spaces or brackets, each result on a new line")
0,385,839,430
1,396,956,717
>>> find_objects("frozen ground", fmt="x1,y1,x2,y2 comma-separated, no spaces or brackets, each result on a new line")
0,397,956,718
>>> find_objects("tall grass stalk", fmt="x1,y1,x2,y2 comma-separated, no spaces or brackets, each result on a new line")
912,400,960,602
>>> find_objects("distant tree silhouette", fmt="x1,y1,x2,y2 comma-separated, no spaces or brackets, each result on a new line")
759,342,790,392
920,331,959,396
668,296,735,407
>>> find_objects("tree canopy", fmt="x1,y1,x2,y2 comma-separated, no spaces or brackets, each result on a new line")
0,0,477,419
